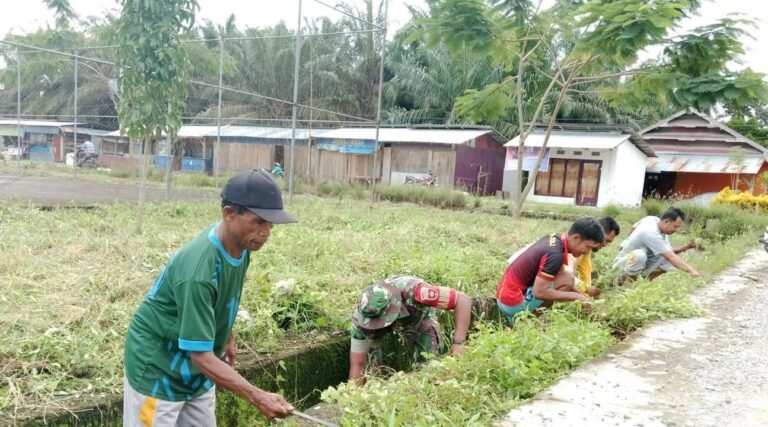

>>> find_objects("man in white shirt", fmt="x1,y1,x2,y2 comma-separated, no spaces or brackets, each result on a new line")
79,140,95,155
613,207,701,281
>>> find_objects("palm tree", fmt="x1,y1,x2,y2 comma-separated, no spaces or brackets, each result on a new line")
385,43,504,125
42,0,75,26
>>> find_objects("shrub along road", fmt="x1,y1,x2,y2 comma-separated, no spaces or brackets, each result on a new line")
497,249,768,427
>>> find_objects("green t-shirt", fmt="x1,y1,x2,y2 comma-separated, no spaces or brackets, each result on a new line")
124,224,250,401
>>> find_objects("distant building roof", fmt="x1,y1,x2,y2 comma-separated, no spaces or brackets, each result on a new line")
641,110,768,157
177,125,225,138
60,126,111,136
0,119,81,128
504,129,656,157
315,127,503,145
217,126,319,140
104,125,504,146
105,125,324,140
647,153,764,174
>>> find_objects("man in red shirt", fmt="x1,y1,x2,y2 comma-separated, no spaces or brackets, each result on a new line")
496,217,605,323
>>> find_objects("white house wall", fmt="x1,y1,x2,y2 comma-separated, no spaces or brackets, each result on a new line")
603,140,646,206
521,148,610,206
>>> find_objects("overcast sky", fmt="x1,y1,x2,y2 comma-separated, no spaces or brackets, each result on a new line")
0,0,766,73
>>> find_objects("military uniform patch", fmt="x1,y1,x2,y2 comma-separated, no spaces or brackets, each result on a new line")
414,283,457,310
418,286,439,303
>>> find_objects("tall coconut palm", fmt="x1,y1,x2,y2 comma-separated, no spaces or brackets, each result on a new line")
42,0,75,27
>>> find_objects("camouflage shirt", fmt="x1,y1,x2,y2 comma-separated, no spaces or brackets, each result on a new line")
350,276,457,345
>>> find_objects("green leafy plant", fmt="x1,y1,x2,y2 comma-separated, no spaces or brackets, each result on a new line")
322,231,758,426
269,280,329,332
602,203,621,218
378,186,467,209
641,198,665,216
323,308,614,426
115,0,198,232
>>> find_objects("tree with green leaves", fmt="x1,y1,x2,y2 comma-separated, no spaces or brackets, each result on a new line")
385,8,648,135
0,21,120,129
418,0,767,217
384,13,509,129
728,145,746,190
607,17,767,115
115,0,198,233
723,100,768,148
42,0,75,27
186,2,388,125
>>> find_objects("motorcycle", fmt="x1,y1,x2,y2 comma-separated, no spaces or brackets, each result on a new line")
404,172,437,186
271,163,285,178
76,147,98,168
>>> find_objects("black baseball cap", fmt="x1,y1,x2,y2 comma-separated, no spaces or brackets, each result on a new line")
221,169,298,224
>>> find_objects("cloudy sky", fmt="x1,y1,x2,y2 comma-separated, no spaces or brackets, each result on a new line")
0,0,766,73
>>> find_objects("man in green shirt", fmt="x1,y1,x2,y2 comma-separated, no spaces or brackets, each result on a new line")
123,169,297,426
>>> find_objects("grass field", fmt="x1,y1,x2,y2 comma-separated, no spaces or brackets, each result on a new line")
0,196,576,418
1,163,763,424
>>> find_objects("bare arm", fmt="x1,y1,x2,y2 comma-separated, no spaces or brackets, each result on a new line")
222,333,236,367
450,292,471,355
673,242,697,254
348,351,368,385
532,276,588,303
190,351,293,418
661,250,700,277
554,268,578,293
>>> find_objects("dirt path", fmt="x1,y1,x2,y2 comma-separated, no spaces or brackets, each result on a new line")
497,249,768,427
0,174,216,205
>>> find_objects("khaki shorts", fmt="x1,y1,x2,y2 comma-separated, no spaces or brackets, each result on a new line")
123,377,216,427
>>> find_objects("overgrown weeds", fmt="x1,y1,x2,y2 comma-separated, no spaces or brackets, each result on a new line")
322,232,758,426
602,203,621,218
323,309,614,427
0,199,564,418
679,202,764,241
378,185,467,209
641,197,665,216
315,181,366,199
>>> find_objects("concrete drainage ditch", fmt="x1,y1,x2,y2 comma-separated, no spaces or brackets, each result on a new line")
20,299,502,426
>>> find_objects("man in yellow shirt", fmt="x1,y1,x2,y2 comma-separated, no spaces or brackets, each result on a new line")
570,216,620,298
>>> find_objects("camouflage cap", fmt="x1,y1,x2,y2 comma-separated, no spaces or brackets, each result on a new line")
352,282,409,331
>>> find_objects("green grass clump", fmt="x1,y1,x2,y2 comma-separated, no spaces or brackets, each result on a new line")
378,185,467,209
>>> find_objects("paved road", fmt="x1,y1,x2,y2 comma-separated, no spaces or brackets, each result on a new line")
497,250,768,427
0,174,216,205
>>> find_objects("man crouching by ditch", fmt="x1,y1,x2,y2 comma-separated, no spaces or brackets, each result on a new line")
123,170,297,426
348,275,472,385
612,207,700,282
496,217,605,323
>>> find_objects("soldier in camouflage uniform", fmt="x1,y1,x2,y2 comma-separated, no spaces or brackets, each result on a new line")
348,275,472,385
